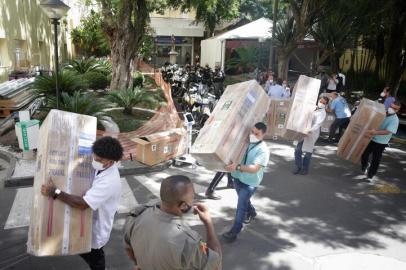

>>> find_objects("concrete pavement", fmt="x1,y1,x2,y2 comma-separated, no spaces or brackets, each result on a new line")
0,140,406,269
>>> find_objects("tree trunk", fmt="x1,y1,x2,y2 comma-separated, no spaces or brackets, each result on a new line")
110,38,136,90
277,49,289,80
100,0,148,91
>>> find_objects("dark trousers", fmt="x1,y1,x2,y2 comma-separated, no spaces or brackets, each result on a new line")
206,172,233,194
329,117,350,140
361,141,387,178
80,248,105,270
294,140,312,172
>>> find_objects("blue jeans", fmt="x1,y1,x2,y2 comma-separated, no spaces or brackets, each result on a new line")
230,178,257,235
294,140,312,172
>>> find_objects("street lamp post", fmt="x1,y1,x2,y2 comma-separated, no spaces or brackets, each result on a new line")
39,0,70,110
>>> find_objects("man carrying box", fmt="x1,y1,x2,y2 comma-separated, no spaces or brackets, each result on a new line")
293,96,329,175
41,136,123,270
361,101,401,183
326,92,351,142
222,122,270,243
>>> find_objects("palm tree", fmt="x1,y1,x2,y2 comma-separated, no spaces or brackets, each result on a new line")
63,57,104,74
106,87,166,115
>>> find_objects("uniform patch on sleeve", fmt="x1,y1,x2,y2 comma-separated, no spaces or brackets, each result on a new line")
199,240,208,256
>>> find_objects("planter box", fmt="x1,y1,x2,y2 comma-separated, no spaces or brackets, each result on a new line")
28,110,97,256
337,99,386,163
191,80,270,171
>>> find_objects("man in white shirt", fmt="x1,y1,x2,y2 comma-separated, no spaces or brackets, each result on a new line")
41,136,123,270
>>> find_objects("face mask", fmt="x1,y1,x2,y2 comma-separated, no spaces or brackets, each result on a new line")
92,159,105,171
318,102,326,109
380,92,386,97
282,84,287,87
249,134,260,143
269,79,273,83
387,108,396,115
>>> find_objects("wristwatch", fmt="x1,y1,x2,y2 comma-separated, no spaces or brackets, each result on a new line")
236,164,241,171
53,188,61,200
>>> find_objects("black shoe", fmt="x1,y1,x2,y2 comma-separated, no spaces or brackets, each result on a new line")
292,167,301,174
299,170,308,175
222,231,237,243
205,192,222,200
243,212,257,224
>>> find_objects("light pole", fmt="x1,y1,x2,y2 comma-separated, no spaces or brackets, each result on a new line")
39,0,70,110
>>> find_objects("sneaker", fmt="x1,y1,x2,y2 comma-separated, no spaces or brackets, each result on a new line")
292,167,301,174
367,176,377,185
222,231,237,243
243,212,257,224
205,192,222,200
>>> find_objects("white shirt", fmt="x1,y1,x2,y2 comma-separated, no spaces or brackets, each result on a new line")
327,77,338,90
83,163,121,249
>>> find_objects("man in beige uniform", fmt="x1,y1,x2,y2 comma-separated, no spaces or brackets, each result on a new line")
124,175,222,269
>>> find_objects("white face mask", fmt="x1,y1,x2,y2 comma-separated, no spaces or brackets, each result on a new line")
318,102,326,109
380,92,386,97
92,159,105,171
387,107,396,115
282,84,287,87
269,79,273,83
249,134,260,143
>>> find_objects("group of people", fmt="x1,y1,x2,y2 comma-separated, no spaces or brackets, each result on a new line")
38,77,401,269
264,73,291,99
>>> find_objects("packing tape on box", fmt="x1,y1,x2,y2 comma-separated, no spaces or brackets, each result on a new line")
344,112,376,160
21,122,29,151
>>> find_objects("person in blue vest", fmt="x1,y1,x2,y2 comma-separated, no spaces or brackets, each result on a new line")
361,101,400,184
222,122,270,243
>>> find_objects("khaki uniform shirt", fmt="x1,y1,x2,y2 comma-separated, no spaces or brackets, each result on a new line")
124,203,221,270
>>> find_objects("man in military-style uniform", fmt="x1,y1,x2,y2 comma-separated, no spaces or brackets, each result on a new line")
123,175,222,270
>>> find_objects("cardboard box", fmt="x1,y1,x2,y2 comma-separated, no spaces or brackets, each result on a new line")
320,113,336,134
264,99,291,140
28,110,97,256
191,80,270,171
132,128,186,166
337,99,386,163
282,75,320,141
15,120,40,150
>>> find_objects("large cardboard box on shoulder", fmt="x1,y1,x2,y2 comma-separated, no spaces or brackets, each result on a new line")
28,110,97,256
282,75,320,140
191,80,270,171
132,128,187,166
264,98,291,140
337,98,386,163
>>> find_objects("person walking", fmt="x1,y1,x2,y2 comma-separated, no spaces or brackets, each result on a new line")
222,122,270,243
124,175,222,270
326,92,351,142
293,97,328,175
361,101,400,183
41,136,123,270
205,172,234,200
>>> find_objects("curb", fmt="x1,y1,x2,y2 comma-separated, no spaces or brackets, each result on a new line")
3,159,172,189
0,150,17,190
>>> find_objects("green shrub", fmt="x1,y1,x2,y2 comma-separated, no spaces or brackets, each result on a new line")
132,71,145,88
32,70,88,96
83,71,110,90
40,91,111,121
106,87,166,114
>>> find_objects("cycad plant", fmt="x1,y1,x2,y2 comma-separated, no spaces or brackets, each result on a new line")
107,87,166,115
41,91,111,120
63,57,103,74
32,70,88,96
